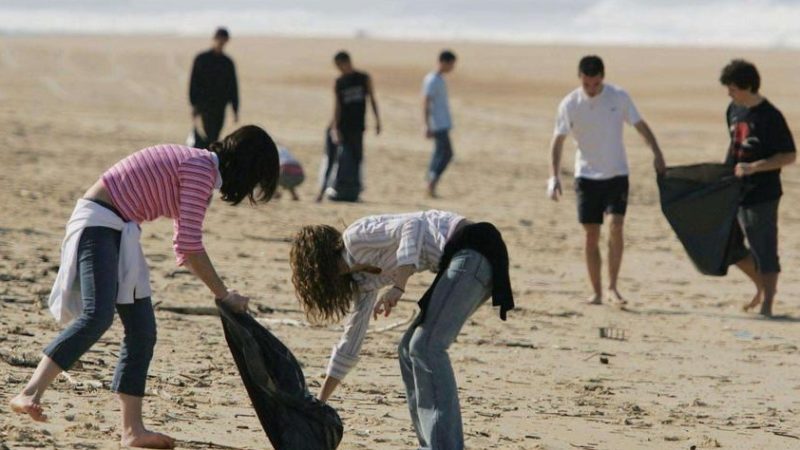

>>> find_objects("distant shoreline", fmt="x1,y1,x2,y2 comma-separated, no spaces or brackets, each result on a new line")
1,31,798,53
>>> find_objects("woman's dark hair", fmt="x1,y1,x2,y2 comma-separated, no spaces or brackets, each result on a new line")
210,125,279,205
290,225,357,324
719,59,760,93
579,55,604,77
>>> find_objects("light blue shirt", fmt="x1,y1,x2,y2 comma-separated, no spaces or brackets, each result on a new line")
423,71,452,132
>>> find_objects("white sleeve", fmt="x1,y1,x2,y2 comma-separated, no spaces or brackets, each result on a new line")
622,91,642,125
395,218,425,269
326,291,377,380
554,98,572,136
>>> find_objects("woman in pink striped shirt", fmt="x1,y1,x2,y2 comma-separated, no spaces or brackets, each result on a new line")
11,125,279,449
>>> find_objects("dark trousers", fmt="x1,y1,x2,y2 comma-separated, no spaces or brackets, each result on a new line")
427,130,453,183
321,128,364,202
196,107,226,148
319,129,338,196
43,226,157,397
735,199,781,273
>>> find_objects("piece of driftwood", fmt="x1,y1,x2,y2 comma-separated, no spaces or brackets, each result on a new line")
773,431,800,440
156,305,219,316
0,349,38,367
157,304,304,317
180,440,248,449
468,338,536,349
60,372,103,389
582,352,616,362
257,318,308,327
241,233,293,244
257,304,304,314
367,310,417,334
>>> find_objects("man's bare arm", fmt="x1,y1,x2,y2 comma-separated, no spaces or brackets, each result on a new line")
634,120,666,174
367,76,381,135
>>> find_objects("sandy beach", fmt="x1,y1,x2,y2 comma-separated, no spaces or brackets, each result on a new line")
1,35,800,449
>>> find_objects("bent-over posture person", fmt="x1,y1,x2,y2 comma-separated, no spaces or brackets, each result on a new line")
290,210,513,450
10,125,279,449
548,55,666,305
719,59,796,317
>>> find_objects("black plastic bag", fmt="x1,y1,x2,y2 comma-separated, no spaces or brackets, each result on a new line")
217,302,343,449
657,163,746,276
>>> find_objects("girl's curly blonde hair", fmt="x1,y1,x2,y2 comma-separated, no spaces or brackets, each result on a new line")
290,225,356,324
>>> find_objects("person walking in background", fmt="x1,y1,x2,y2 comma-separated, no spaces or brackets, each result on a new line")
10,125,279,449
423,50,457,198
719,59,796,317
189,27,239,149
548,55,666,306
317,51,380,202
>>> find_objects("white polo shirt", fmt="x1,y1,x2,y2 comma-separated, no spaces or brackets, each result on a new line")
554,84,642,180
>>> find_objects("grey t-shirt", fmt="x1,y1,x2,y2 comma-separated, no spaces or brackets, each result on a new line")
423,71,452,132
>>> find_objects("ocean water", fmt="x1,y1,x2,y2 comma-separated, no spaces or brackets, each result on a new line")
1,0,799,48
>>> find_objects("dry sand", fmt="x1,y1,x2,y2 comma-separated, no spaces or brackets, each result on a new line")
1,35,800,450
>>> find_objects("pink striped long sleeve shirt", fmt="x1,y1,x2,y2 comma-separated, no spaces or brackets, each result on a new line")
101,145,220,265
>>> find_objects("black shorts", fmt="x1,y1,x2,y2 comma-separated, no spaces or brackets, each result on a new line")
574,176,629,224
731,199,781,273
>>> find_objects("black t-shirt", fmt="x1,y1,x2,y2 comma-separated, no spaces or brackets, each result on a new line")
189,50,239,112
335,71,370,133
725,99,796,205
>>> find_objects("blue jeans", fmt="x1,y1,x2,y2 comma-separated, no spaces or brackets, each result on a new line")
398,249,492,450
43,226,157,397
427,130,453,183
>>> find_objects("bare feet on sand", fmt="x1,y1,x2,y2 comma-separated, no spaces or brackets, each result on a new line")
121,430,176,449
607,288,628,306
759,299,773,318
10,393,47,422
742,290,763,312
426,182,438,198
587,294,602,305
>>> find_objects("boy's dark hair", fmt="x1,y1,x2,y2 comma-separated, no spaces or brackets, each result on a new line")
719,59,760,93
578,55,604,77
210,125,279,205
214,27,230,40
333,51,351,64
439,50,457,63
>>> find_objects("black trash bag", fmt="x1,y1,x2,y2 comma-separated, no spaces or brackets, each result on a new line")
217,302,343,450
657,163,746,276
327,144,362,202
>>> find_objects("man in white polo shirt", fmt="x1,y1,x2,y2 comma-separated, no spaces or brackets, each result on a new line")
548,55,666,305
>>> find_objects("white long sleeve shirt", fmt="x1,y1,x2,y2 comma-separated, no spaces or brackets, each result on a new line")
325,210,465,380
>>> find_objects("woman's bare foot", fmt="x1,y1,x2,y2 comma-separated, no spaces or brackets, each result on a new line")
607,288,628,306
121,429,176,449
742,290,763,312
9,393,47,422
586,294,602,305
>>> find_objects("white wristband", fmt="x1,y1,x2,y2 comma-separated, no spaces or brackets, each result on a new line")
547,176,560,197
